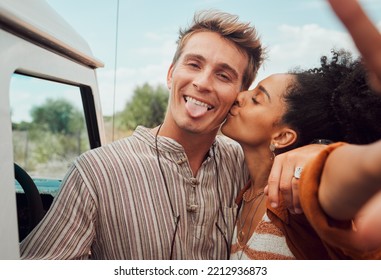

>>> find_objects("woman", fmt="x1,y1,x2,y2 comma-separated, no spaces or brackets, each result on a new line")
221,50,381,259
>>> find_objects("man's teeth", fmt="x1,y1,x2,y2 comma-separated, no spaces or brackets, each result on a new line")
185,96,213,110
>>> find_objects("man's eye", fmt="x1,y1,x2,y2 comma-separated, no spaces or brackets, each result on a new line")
188,62,200,68
217,73,231,82
252,97,259,104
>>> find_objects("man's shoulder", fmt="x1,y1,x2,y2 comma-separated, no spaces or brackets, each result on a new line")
216,134,242,151
215,135,244,160
78,129,150,162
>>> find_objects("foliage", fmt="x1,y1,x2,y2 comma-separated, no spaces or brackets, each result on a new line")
12,121,31,131
12,84,168,176
30,98,84,135
13,98,88,174
117,83,169,130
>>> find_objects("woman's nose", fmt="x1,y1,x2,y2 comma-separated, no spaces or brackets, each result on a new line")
235,90,249,106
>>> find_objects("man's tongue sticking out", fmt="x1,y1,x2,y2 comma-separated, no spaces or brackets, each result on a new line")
185,97,209,118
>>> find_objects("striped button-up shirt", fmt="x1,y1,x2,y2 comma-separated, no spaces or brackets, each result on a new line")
20,126,248,259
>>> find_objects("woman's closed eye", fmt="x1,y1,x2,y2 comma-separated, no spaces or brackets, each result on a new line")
252,96,259,104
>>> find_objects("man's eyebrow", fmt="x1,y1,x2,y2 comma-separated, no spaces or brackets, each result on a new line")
220,63,239,80
258,85,271,101
184,53,205,61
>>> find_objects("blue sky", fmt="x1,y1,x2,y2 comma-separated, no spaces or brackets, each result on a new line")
46,0,381,116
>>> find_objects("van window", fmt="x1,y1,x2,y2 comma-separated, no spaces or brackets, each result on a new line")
10,73,90,182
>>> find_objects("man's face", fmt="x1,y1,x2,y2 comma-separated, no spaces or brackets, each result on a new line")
166,31,248,136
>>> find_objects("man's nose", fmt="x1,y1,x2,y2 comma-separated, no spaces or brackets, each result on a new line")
192,71,212,92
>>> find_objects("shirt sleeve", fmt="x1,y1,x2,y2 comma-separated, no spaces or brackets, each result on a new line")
20,162,97,259
299,142,381,259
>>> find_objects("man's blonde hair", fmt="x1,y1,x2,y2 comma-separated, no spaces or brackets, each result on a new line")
172,10,264,90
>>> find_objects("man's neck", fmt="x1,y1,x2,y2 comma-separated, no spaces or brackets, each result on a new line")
153,122,218,176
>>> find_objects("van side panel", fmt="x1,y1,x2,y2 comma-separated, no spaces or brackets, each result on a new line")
0,31,19,257
0,23,104,259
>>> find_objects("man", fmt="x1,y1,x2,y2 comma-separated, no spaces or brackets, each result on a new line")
20,10,319,260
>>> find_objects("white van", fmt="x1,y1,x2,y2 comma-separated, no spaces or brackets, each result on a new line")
0,0,106,259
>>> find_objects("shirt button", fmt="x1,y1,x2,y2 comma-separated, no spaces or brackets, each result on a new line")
186,203,199,212
189,178,199,186
176,158,187,165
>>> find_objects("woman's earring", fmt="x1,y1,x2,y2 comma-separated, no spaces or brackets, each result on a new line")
269,143,278,160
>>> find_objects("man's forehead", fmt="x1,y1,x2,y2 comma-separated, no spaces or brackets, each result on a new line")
181,32,248,75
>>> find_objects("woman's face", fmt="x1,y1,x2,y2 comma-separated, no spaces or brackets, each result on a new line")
221,73,294,148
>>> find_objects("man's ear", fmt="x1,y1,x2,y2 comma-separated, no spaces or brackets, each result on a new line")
167,64,174,90
272,128,297,149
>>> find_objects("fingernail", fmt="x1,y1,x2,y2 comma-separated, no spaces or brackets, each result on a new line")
271,202,278,208
294,208,303,214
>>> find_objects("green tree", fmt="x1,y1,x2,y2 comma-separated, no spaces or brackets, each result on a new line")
30,98,84,136
118,83,169,130
12,121,31,131
26,98,87,164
